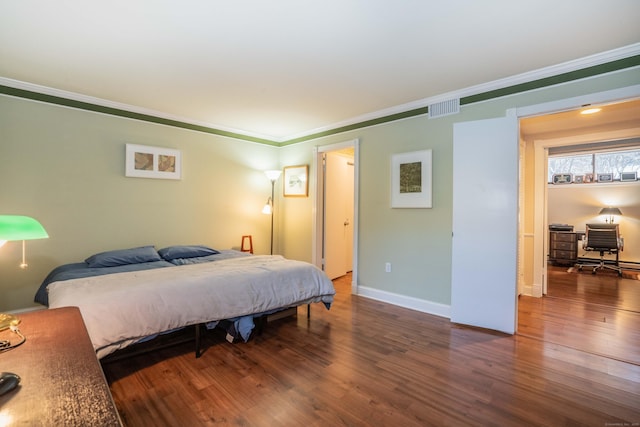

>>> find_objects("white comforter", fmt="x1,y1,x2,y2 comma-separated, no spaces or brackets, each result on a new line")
47,255,335,358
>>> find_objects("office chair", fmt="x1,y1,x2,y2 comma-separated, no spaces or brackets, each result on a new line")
576,223,624,276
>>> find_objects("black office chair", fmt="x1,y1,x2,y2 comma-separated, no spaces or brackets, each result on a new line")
576,223,624,276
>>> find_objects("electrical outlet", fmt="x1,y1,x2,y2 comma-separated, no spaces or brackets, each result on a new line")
385,262,391,273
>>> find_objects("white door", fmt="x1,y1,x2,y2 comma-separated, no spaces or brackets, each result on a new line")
323,152,353,279
451,114,519,334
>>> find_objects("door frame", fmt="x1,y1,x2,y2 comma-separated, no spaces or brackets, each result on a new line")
450,84,640,332
312,139,360,294
518,84,640,297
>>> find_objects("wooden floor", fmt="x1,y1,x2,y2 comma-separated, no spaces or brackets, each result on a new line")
103,269,640,426
519,265,640,366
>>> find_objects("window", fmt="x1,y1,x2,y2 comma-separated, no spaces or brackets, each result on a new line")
548,154,592,180
548,147,640,183
595,150,640,179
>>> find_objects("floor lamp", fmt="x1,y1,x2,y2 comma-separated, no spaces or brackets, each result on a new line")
262,170,281,255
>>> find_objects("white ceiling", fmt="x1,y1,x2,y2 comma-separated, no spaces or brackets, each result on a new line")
1,1,639,141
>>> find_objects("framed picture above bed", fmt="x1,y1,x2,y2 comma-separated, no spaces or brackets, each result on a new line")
391,149,432,208
125,144,182,180
283,165,309,197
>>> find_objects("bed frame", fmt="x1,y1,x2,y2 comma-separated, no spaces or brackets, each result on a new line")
38,246,334,361
100,306,306,363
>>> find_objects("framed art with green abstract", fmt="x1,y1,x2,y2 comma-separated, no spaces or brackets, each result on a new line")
391,149,432,208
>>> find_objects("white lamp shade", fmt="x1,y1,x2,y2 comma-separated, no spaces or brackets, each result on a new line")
264,170,282,181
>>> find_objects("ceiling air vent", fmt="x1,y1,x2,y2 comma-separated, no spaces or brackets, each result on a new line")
428,98,460,118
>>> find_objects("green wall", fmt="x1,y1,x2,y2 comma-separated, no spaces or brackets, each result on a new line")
1,66,639,312
279,68,640,306
0,97,279,311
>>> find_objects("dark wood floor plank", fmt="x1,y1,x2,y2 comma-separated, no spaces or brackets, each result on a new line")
103,269,640,426
518,266,640,365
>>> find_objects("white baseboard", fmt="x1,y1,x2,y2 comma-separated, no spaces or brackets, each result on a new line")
355,285,450,319
531,283,543,297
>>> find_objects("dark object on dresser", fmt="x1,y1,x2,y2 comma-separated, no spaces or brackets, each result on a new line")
0,372,20,396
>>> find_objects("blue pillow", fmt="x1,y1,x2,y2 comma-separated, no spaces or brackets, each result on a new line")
85,246,162,268
158,245,220,261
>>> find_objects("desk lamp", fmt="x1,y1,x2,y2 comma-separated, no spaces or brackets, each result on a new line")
0,215,49,268
599,207,622,224
0,215,48,352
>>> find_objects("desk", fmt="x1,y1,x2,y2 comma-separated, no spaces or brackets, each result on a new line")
0,307,122,426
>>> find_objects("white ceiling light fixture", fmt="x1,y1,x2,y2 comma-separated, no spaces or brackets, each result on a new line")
580,106,602,115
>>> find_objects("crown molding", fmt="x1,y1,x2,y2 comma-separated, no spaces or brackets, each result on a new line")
0,77,279,143
281,43,640,143
1,43,639,146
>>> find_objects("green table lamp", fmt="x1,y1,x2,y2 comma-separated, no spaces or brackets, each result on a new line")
0,215,49,269
0,215,48,349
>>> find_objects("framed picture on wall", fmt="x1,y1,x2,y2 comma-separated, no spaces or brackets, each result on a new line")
552,173,572,184
597,173,613,183
391,149,432,208
283,165,309,197
573,175,584,183
125,144,182,180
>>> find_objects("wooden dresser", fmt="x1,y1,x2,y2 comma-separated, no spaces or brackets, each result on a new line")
0,307,122,426
549,231,578,266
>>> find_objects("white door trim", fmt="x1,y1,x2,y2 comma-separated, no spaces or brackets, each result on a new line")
312,139,360,294
517,84,640,297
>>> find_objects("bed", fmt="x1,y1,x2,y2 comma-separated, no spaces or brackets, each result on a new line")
34,245,336,359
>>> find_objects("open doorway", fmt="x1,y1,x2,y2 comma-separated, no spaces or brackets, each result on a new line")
451,86,640,333
312,139,359,294
517,97,640,364
323,149,355,280
519,95,640,298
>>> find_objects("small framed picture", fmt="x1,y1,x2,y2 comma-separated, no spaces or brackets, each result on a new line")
583,173,594,183
620,171,637,182
597,173,613,183
126,144,181,180
283,165,309,197
552,173,572,184
391,149,432,208
573,175,584,184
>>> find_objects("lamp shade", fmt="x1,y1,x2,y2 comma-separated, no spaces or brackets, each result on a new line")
264,170,282,181
0,215,49,241
599,207,622,216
